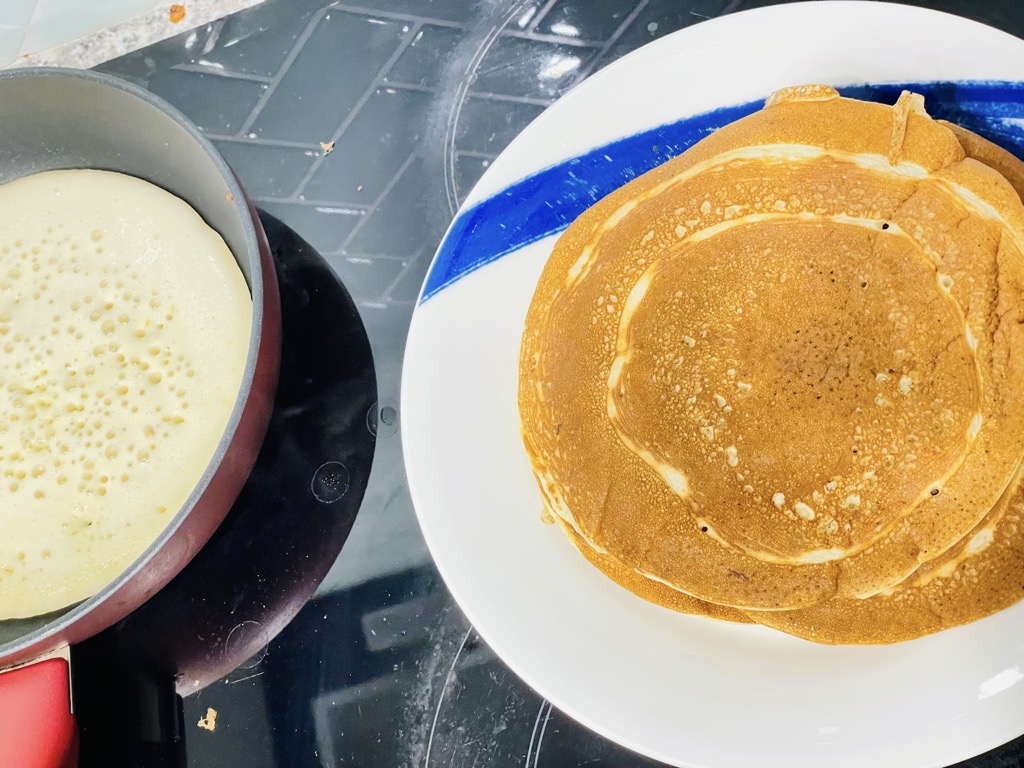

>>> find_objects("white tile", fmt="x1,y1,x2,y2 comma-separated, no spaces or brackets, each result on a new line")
0,28,26,68
24,0,158,55
0,0,39,28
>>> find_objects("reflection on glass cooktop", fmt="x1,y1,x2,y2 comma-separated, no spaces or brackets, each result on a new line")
81,0,1024,766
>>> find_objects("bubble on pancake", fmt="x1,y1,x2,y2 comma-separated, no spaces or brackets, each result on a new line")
1,264,194,507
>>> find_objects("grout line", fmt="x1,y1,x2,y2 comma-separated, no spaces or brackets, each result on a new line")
340,150,419,248
17,0,50,54
209,134,319,149
304,205,367,215
235,6,330,136
16,0,49,58
174,62,274,83
288,19,423,199
325,250,408,262
568,0,649,86
501,28,603,49
463,89,553,107
328,3,468,30
378,247,427,303
454,149,498,160
197,14,227,56
0,24,21,31
253,195,370,210
379,80,434,93
525,0,560,32
28,0,49,27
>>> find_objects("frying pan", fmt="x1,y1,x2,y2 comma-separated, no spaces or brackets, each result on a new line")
0,68,282,766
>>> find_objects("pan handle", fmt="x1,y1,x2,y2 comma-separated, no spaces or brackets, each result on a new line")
0,658,78,768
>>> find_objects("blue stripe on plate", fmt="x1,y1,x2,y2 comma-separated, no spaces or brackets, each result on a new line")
420,80,1024,304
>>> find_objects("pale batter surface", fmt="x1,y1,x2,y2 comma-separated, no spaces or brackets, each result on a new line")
0,169,251,619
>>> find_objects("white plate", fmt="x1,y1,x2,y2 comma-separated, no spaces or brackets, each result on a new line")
402,3,1024,767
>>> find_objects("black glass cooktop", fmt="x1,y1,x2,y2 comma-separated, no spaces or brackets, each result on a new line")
72,212,377,766
71,1,1024,766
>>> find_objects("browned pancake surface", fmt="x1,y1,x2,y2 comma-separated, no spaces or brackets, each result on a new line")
746,466,1024,643
519,85,1024,620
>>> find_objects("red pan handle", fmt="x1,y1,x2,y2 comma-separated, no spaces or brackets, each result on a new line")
0,658,78,768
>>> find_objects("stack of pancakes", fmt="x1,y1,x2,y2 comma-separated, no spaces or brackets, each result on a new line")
518,85,1024,644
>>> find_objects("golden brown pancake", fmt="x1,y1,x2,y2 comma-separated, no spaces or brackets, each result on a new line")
940,121,1024,204
553,516,750,624
519,85,1024,617
744,464,1024,643
579,121,1024,637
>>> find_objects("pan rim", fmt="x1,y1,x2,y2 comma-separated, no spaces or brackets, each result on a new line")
0,66,270,663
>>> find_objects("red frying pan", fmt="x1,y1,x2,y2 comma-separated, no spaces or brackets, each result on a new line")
0,68,282,766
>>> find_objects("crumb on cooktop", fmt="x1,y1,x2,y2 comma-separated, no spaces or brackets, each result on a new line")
197,707,218,732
